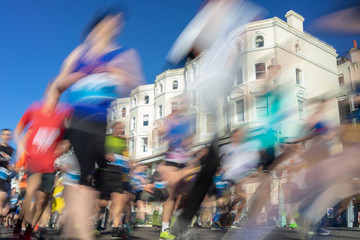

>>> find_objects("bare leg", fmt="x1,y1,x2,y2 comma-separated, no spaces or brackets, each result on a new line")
110,192,126,227
31,191,49,228
0,192,9,216
23,173,42,226
63,184,98,240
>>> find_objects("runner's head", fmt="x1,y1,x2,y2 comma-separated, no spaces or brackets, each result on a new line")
231,128,244,144
83,7,127,43
111,121,124,137
1,128,12,144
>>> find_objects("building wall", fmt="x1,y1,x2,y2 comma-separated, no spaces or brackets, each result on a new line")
337,44,360,123
129,84,155,159
109,10,342,163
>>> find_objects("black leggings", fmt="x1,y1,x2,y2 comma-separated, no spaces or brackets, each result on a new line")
178,140,220,221
69,118,107,187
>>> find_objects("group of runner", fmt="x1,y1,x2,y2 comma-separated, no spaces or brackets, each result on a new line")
2,1,360,240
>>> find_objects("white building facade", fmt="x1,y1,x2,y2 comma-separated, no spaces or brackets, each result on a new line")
337,41,360,123
109,10,341,165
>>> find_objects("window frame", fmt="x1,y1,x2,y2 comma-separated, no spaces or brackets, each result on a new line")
143,114,149,127
235,66,244,85
131,117,136,130
172,81,179,90
158,105,163,119
142,137,148,153
255,35,264,48
298,98,306,119
295,68,304,86
206,114,215,133
144,95,149,104
235,99,245,123
338,74,345,86
255,63,266,80
255,96,269,119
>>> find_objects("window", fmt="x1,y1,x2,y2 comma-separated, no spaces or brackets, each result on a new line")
255,36,264,48
171,102,178,112
131,117,136,130
121,108,126,117
129,138,134,153
158,105,163,118
143,115,149,126
191,115,197,134
132,98,137,107
173,81,179,90
142,138,148,152
256,96,268,119
120,125,125,136
296,68,303,85
236,67,243,85
236,40,243,53
255,63,266,80
235,99,244,122
159,84,163,93
338,74,345,86
144,95,149,104
111,108,116,120
298,99,305,119
206,114,215,133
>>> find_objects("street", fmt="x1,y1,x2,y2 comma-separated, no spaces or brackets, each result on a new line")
2,226,360,240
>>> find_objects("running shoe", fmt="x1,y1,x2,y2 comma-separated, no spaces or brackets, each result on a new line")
318,227,331,236
13,219,22,234
111,227,127,239
230,221,242,229
289,222,299,229
124,223,133,234
210,221,224,231
160,228,176,240
19,225,33,240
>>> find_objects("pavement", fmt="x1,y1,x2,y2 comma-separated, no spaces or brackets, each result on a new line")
1,226,360,239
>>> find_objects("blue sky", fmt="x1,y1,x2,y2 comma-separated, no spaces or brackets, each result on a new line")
0,0,358,134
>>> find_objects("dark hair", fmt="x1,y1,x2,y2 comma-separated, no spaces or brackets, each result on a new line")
1,129,11,133
82,7,128,41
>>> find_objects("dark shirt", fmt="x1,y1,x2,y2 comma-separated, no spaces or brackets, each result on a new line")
0,145,13,168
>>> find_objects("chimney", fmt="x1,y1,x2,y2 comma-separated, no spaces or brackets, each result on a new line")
285,10,304,32
350,40,360,64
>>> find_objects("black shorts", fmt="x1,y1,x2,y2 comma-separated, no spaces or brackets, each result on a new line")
0,179,9,192
135,191,143,202
19,188,26,200
95,170,124,200
123,181,135,194
9,206,18,216
69,117,107,187
27,172,56,194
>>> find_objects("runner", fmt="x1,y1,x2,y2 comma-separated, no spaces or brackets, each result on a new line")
0,129,14,218
130,164,148,227
44,8,143,239
13,152,29,234
95,121,129,239
155,97,197,240
14,99,71,239
4,186,19,228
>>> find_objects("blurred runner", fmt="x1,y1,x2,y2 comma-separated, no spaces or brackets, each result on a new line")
44,8,143,240
0,129,14,217
14,99,71,239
